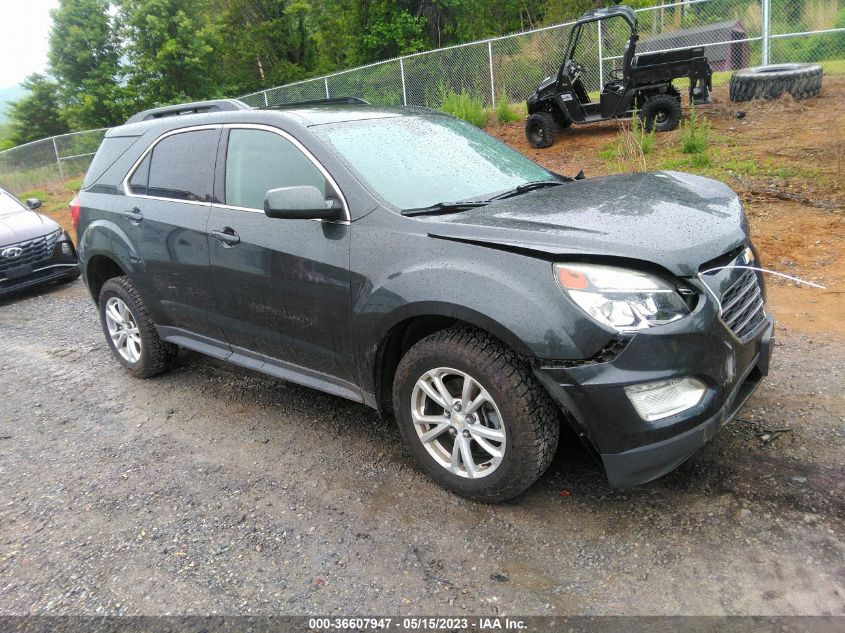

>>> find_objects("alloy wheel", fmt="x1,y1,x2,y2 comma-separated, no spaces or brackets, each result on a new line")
104,296,142,363
410,367,507,479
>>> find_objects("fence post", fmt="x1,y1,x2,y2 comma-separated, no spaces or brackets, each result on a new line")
324,77,330,99
263,91,268,107
488,41,495,105
597,20,604,90
52,137,64,179
400,58,408,106
761,0,771,65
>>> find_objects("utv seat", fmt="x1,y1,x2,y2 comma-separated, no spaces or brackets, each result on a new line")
603,40,637,95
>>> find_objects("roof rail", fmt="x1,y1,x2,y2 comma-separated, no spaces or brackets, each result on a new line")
261,97,371,110
124,99,252,125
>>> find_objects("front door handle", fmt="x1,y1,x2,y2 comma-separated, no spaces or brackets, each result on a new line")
210,228,240,246
121,208,143,224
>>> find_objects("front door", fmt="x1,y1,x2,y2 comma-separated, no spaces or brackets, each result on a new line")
207,126,352,382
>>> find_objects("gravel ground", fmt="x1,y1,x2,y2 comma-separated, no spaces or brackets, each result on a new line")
1,279,843,616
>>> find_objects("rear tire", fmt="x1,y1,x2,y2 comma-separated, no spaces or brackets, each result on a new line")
729,63,822,102
639,94,682,132
525,112,558,148
392,328,560,503
98,276,177,378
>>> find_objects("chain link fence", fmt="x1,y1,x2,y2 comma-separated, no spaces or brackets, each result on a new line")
2,0,844,194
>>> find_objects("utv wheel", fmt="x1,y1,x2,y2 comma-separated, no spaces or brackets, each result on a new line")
639,94,682,132
99,276,177,378
729,63,822,102
525,112,558,148
393,328,560,502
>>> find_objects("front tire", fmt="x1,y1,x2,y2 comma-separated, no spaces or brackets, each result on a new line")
393,328,560,502
639,94,682,132
525,112,559,148
99,276,177,378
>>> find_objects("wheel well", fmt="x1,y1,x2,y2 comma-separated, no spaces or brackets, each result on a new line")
637,84,681,102
374,316,476,420
86,255,126,304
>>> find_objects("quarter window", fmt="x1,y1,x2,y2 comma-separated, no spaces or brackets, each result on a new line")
225,129,328,209
143,129,218,202
128,154,150,195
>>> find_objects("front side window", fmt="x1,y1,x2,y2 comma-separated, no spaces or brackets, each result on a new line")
225,129,328,209
143,129,218,202
314,115,551,210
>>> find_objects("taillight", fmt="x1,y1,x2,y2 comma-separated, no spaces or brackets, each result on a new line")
70,195,80,232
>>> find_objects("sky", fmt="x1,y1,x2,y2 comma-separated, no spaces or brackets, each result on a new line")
0,0,60,88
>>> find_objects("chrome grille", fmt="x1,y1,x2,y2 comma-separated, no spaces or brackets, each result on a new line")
0,229,61,274
720,270,766,343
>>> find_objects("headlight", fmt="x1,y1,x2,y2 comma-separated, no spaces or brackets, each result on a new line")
554,263,691,332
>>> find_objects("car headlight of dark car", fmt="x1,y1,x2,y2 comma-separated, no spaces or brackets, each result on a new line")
554,263,691,332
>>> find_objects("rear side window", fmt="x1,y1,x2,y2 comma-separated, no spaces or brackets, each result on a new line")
144,129,219,202
224,129,327,209
82,135,142,189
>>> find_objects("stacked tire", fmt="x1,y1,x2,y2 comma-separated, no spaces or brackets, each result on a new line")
729,63,823,102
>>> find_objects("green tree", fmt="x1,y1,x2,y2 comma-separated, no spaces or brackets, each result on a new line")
49,0,128,129
118,0,223,107
7,74,70,146
212,0,319,94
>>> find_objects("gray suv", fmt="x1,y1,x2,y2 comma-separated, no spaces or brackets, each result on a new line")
75,98,773,502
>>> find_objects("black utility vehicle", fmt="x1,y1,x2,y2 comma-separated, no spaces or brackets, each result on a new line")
525,5,712,148
0,187,79,298
76,98,772,502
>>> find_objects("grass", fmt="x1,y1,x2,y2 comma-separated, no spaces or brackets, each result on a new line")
18,176,83,231
821,59,845,74
494,94,521,124
679,105,710,154
605,114,656,172
439,88,489,127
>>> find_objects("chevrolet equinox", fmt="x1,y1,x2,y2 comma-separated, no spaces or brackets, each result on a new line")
74,98,773,502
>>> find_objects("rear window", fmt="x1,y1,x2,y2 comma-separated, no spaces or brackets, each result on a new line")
82,135,142,189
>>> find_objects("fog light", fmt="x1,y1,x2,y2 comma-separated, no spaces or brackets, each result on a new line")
625,377,706,422
61,242,71,255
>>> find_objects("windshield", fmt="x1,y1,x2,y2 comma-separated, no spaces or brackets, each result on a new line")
314,115,552,210
0,191,27,217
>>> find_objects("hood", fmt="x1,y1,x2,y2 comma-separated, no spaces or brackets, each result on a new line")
422,171,747,277
0,210,60,248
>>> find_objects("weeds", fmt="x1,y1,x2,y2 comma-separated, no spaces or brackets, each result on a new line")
439,88,488,127
494,94,521,124
680,104,710,154
612,114,655,172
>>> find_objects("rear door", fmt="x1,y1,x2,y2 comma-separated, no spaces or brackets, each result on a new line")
207,125,352,382
121,126,225,345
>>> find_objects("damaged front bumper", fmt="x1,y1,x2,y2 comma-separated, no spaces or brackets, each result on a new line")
534,288,774,488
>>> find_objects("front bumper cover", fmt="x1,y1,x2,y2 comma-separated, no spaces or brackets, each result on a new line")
534,289,773,488
0,231,79,298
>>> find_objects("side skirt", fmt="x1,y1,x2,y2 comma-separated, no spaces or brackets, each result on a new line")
157,325,366,405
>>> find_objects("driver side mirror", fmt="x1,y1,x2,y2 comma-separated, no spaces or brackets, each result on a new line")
264,186,339,221
26,198,42,210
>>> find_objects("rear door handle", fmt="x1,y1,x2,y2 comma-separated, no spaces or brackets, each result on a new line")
121,208,143,223
210,228,240,246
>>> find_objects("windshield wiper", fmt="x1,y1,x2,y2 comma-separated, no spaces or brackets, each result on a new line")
402,179,569,216
488,180,566,201
401,200,489,217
